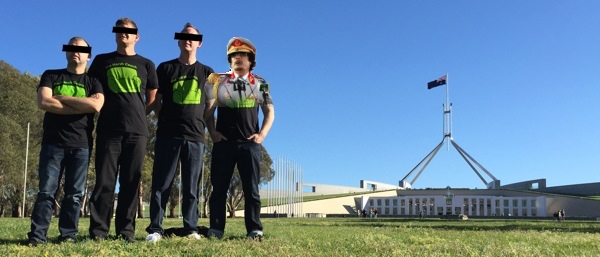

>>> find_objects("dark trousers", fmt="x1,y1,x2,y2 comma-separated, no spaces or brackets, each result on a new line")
89,132,146,239
209,141,262,234
146,137,204,235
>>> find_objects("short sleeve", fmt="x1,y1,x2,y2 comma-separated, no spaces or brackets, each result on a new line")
37,70,52,91
90,77,103,95
146,60,159,90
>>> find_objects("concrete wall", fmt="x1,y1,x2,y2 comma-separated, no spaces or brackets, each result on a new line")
546,196,600,217
300,183,370,195
236,190,399,217
536,182,600,196
501,179,547,190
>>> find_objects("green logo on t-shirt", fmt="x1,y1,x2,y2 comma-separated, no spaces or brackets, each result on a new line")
106,63,141,93
173,76,201,104
53,81,86,97
227,98,255,108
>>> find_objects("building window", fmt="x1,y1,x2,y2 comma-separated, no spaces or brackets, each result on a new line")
401,199,405,206
513,200,518,207
503,200,509,207
522,200,527,207
377,199,382,206
370,199,374,206
531,199,536,207
385,199,389,206
392,199,398,206
446,199,452,205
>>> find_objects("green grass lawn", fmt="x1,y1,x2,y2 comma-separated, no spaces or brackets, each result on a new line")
1,217,599,256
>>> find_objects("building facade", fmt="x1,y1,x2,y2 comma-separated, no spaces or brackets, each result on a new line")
363,191,546,217
355,188,600,217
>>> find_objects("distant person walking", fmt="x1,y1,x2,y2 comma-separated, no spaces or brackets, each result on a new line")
27,37,104,246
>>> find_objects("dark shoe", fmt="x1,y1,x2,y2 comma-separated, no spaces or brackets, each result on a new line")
91,234,107,241
206,228,224,239
246,230,263,241
119,235,136,243
25,239,42,247
58,237,76,243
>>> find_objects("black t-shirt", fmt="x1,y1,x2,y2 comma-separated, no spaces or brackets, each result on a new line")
38,69,103,148
156,59,214,142
88,51,158,136
207,72,273,142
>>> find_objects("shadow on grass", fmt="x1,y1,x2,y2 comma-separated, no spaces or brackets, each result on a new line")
0,238,27,245
293,218,600,234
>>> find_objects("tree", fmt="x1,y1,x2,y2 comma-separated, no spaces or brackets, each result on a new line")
139,112,158,218
0,60,44,217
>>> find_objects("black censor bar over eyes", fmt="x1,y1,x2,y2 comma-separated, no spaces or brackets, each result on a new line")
174,33,203,41
112,27,138,34
62,45,92,54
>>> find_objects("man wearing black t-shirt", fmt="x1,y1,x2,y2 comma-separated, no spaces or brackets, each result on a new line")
205,37,274,240
145,23,214,243
87,18,158,242
27,37,104,246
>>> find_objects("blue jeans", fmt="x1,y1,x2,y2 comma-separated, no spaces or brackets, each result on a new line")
146,137,204,235
28,144,89,242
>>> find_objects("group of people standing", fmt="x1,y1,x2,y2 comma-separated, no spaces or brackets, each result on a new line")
360,208,378,218
27,17,274,245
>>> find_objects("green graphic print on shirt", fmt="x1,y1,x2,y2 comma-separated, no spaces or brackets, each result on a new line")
106,63,141,93
217,81,256,108
172,75,201,104
52,81,87,97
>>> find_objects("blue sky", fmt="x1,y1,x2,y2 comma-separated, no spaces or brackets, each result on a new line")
1,1,599,189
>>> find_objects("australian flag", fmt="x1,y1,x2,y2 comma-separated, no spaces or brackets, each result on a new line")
427,75,447,89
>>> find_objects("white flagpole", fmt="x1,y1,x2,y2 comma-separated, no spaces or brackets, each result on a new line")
22,122,30,218
445,73,450,150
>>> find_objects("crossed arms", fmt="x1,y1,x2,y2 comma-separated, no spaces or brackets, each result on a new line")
37,87,104,115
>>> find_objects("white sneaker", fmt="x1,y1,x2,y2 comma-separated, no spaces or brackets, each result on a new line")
188,232,202,240
146,232,161,243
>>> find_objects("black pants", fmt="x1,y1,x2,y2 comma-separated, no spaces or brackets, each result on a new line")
209,141,262,234
89,132,147,239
